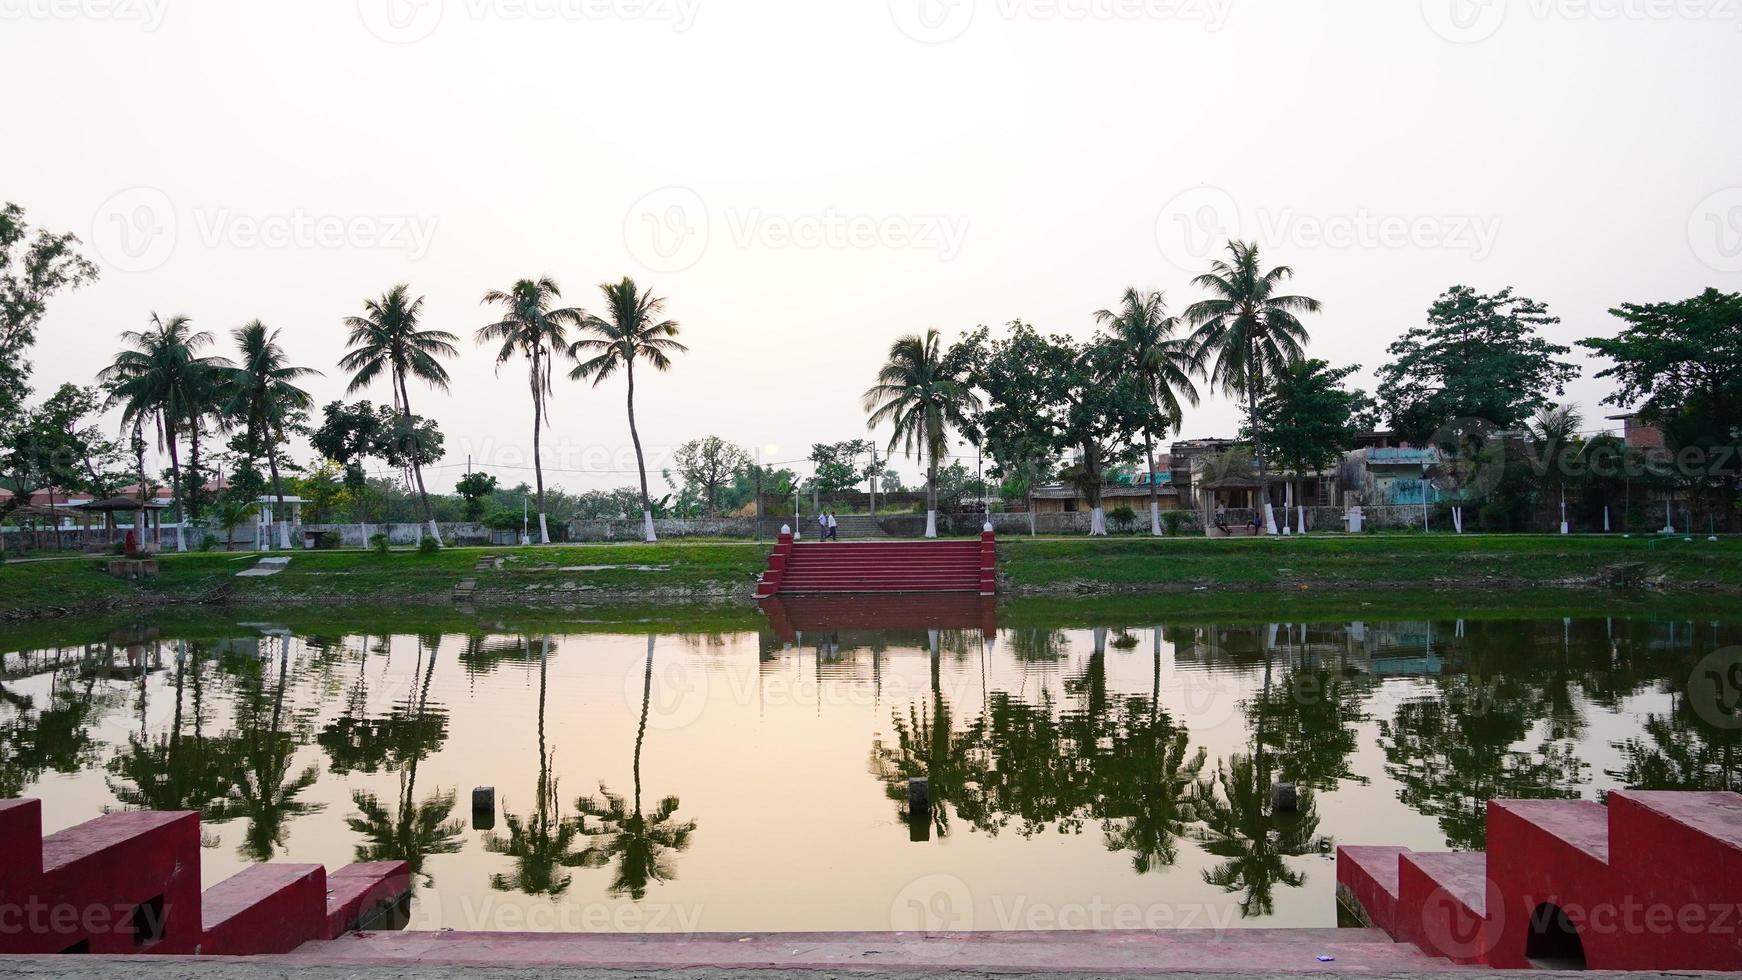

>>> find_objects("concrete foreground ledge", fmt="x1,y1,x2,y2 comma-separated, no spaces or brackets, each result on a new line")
0,963,1703,980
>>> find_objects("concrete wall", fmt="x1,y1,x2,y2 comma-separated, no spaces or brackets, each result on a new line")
568,517,762,541
302,522,507,548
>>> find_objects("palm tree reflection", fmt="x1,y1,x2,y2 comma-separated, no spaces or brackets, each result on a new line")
578,636,696,900
484,636,590,896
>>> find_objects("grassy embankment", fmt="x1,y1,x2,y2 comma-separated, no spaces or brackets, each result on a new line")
2,533,1739,624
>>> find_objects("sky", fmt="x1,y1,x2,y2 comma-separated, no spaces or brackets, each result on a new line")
4,0,1741,493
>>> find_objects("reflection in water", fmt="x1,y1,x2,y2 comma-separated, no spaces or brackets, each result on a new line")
577,636,697,901
3,611,1740,931
341,634,463,887
484,636,590,897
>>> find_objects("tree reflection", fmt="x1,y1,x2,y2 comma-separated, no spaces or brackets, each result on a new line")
107,641,239,834
343,634,463,886
223,633,325,862
1191,753,1329,918
2,648,107,799
579,636,696,900
485,636,590,896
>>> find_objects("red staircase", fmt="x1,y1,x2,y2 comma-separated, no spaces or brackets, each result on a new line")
1337,791,1742,970
0,797,409,956
755,529,996,598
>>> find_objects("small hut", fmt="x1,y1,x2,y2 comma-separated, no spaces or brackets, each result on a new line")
79,497,170,552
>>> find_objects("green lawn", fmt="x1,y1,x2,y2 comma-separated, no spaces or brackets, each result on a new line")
3,533,1738,623
997,532,1742,592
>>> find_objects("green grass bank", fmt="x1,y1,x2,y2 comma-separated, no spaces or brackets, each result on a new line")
1,533,1738,624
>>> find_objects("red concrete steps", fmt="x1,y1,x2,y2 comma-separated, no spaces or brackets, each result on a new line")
1395,851,1492,965
755,532,998,598
325,861,413,937
23,809,204,955
200,864,328,955
0,796,411,957
1339,790,1742,971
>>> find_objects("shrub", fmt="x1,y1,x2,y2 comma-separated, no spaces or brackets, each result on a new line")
417,535,440,555
199,534,221,552
1108,505,1138,534
369,533,390,555
1162,510,1189,536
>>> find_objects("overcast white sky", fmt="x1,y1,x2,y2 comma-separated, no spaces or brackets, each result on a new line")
5,0,1740,492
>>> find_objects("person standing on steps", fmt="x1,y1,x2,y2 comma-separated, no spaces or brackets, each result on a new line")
818,511,829,541
827,511,839,540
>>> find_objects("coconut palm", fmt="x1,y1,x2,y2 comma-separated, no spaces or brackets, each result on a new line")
340,285,457,546
1186,242,1320,524
577,636,696,898
863,329,981,538
477,278,582,544
1096,288,1202,535
569,278,687,542
224,321,319,549
99,313,231,552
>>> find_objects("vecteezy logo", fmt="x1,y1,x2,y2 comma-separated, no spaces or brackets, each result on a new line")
1689,188,1742,274
888,0,975,43
1420,0,1506,44
1154,185,1240,271
623,186,709,274
889,874,975,932
90,186,177,273
358,0,444,43
1418,884,1500,961
1689,647,1742,731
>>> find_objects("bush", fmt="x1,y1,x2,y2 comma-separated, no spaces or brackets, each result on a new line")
199,534,221,552
369,533,390,555
417,535,440,555
1108,505,1138,534
1162,510,1189,536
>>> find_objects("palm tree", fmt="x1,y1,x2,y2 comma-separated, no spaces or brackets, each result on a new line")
225,321,319,550
340,285,457,546
577,636,696,898
99,313,231,552
570,278,688,543
477,278,582,544
863,329,981,538
1096,288,1202,535
1186,242,1320,529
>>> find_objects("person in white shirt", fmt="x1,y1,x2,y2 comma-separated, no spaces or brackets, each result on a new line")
827,512,839,540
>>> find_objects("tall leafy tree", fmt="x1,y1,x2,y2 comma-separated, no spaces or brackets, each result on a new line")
1377,285,1579,442
1186,241,1320,521
570,278,688,542
1582,288,1742,527
1096,288,1202,535
1249,359,1375,516
0,203,100,421
670,436,750,516
340,285,457,545
956,323,1061,536
99,314,230,551
225,321,319,549
478,277,582,544
863,328,980,538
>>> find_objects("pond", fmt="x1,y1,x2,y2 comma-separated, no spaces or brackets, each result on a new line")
2,597,1738,934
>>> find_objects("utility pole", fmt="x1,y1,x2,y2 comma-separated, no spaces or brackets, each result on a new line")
869,443,879,517
754,447,764,544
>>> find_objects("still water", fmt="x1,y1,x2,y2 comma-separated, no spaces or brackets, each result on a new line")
3,598,1739,933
